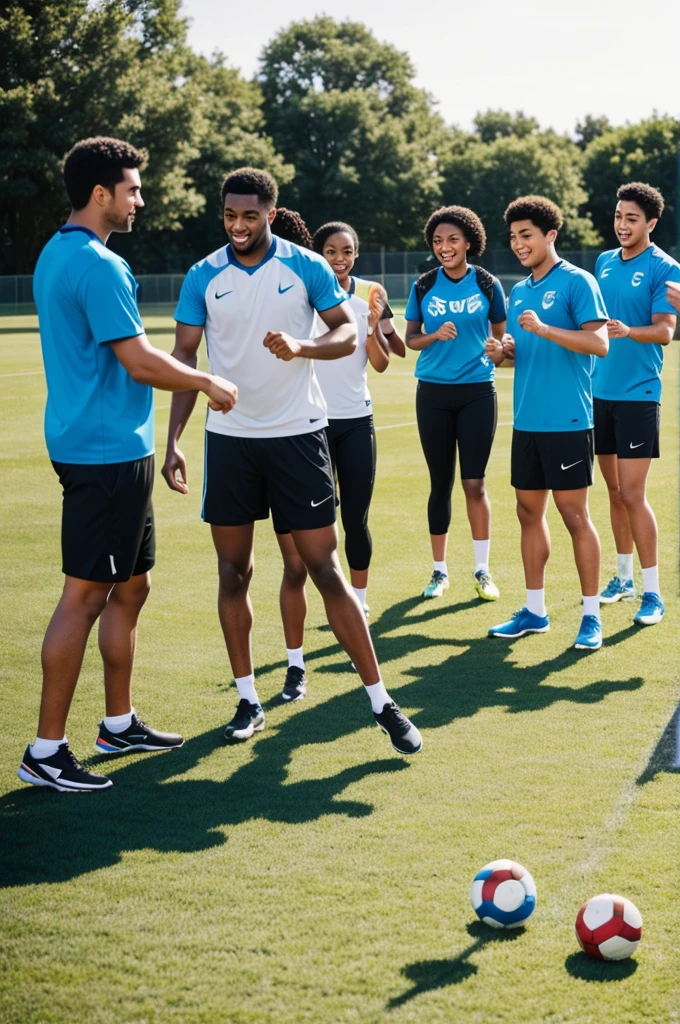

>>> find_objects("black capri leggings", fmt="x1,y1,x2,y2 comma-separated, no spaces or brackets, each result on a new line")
415,380,497,536
326,414,376,571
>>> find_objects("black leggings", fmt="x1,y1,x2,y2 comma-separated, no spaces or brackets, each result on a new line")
415,380,497,536
326,415,376,571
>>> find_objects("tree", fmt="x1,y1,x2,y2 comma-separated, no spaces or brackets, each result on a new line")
582,114,680,251
574,114,612,151
474,110,539,144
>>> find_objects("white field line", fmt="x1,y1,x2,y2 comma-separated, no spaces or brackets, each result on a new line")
376,419,513,432
0,370,42,378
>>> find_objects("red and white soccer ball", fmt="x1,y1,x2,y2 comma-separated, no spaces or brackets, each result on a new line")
575,894,642,960
471,859,537,928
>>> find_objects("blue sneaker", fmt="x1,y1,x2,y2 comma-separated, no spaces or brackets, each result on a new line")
488,607,550,638
634,592,665,626
600,576,636,604
574,614,602,650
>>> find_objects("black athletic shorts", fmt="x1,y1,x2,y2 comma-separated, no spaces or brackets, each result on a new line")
202,429,336,532
511,429,594,491
416,380,497,480
52,455,155,583
593,398,660,459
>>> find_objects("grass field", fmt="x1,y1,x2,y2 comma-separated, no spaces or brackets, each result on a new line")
1,309,679,1024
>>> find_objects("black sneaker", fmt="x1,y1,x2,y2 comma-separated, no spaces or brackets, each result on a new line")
224,699,265,742
374,702,423,755
282,665,307,702
18,743,112,792
95,714,184,755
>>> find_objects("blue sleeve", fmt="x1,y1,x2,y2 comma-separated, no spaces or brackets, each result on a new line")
79,258,143,345
594,252,604,278
651,257,680,316
404,282,420,321
488,279,507,323
175,264,208,326
570,271,608,326
303,255,346,313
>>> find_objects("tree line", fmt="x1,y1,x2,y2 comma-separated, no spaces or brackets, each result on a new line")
1,2,679,274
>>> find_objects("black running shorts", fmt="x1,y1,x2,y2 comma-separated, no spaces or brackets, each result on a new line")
593,398,660,459
511,428,594,491
52,455,155,583
202,429,336,532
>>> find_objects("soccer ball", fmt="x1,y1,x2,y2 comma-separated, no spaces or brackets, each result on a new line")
471,859,537,928
575,894,642,960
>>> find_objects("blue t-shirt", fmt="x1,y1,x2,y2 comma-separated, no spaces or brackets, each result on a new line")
507,260,608,432
33,226,152,464
175,236,346,438
592,244,680,403
404,266,507,384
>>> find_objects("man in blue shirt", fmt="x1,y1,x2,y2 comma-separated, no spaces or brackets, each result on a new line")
593,182,680,626
162,168,422,756
488,195,609,650
19,137,238,793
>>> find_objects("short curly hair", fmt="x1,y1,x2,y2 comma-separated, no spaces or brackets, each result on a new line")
424,206,486,261
63,136,147,211
272,208,313,248
221,167,278,208
616,181,665,221
504,195,563,234
312,221,359,256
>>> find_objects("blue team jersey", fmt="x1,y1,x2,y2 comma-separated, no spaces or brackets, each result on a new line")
507,260,608,432
33,226,153,464
175,236,346,438
404,265,507,384
592,244,680,403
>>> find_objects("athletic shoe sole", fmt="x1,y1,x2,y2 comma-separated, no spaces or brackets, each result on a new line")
281,689,306,702
17,765,112,793
599,593,636,604
377,725,423,755
634,615,664,627
574,639,603,650
488,625,550,638
95,739,184,755
224,720,265,742
475,587,500,602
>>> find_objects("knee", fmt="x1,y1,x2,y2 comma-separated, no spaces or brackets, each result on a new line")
114,573,151,611
462,479,486,502
618,484,645,510
605,481,626,509
282,559,307,590
516,498,540,526
307,559,346,597
556,502,589,534
217,558,252,598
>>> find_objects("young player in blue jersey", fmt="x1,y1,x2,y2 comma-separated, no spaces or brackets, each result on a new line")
19,137,238,793
488,195,609,650
593,182,680,626
162,169,422,755
404,206,507,603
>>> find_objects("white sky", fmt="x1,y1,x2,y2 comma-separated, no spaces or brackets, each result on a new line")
182,0,680,134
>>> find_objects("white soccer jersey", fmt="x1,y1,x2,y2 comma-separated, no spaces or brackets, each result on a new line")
315,278,389,420
174,237,346,438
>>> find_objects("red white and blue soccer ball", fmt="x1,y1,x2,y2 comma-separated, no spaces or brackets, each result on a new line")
471,859,537,928
575,894,642,960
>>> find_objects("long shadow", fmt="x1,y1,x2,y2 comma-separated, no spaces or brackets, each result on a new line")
636,700,680,785
387,922,525,1009
564,951,638,981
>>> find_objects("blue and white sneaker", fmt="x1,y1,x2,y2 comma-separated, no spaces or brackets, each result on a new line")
600,576,636,604
634,592,664,626
488,607,550,638
574,614,602,650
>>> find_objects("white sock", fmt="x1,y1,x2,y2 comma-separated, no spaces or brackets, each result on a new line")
31,736,66,759
582,595,601,620
235,674,259,706
617,552,634,582
526,588,547,617
641,565,660,596
287,647,304,670
365,679,392,714
473,539,490,573
352,586,368,607
103,707,134,734
433,560,448,576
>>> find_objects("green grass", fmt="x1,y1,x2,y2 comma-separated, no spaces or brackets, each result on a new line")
1,311,679,1024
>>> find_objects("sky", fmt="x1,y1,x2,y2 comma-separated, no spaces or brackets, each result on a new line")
182,0,680,135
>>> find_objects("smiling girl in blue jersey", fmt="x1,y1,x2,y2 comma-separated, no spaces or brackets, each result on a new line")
404,206,507,604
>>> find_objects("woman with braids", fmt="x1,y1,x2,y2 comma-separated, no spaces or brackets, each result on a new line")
405,205,508,602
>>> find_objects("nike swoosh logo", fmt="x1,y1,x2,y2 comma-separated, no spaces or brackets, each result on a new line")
561,460,583,470
278,283,294,295
630,442,645,449
215,290,233,299
311,495,333,507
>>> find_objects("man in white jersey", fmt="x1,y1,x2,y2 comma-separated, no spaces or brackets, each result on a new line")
162,168,422,755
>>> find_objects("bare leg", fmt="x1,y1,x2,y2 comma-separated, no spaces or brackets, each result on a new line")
98,572,151,717
291,525,380,686
515,489,551,590
598,455,634,556
211,523,255,679
430,533,448,562
276,532,307,650
461,478,490,541
553,488,601,596
617,458,657,569
38,576,111,739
